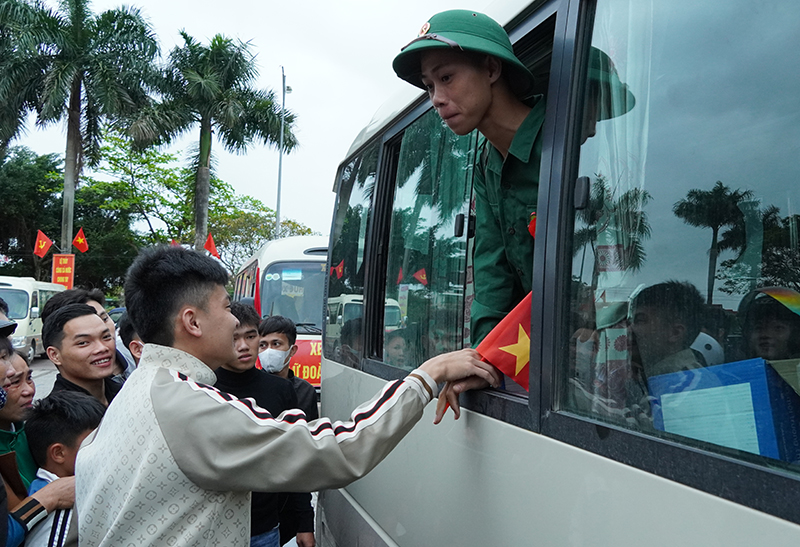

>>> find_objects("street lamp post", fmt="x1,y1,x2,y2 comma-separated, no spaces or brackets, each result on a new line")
276,66,287,237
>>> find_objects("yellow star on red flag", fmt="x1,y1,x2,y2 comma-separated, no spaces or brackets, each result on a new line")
499,324,530,375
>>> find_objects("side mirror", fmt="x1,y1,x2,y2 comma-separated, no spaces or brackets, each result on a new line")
337,314,343,326
30,307,40,319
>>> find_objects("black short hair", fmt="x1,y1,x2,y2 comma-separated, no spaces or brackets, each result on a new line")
86,288,106,308
117,311,137,349
0,297,8,316
231,301,260,330
42,303,98,350
40,289,90,323
125,246,229,346
633,281,705,347
341,317,363,348
743,294,800,356
259,315,296,345
25,391,106,469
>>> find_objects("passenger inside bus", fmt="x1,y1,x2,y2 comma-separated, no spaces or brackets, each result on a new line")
739,287,800,361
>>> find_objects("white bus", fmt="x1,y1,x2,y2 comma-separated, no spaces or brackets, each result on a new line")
233,235,328,387
0,276,65,363
317,0,800,544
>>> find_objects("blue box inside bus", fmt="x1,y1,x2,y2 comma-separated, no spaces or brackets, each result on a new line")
649,358,800,463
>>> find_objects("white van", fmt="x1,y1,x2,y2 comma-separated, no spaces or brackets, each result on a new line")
0,276,65,363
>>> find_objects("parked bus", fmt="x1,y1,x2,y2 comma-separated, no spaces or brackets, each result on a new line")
233,235,328,387
0,276,65,363
317,0,800,545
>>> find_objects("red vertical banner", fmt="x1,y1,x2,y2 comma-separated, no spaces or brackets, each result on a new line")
52,254,75,289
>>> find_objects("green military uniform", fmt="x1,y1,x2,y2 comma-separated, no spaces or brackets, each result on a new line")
471,96,546,345
0,425,38,488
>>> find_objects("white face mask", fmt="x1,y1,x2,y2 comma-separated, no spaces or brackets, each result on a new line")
259,348,291,373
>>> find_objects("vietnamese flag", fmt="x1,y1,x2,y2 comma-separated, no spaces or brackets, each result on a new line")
204,233,220,259
413,268,428,285
72,227,89,253
476,292,532,391
33,230,53,258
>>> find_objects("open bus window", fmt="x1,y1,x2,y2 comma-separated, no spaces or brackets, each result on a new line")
564,0,800,472
324,142,379,363
260,261,326,332
383,109,476,370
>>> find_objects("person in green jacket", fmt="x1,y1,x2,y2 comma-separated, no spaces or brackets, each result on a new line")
0,352,38,488
393,10,635,348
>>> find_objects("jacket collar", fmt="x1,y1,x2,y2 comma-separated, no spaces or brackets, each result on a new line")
139,344,218,385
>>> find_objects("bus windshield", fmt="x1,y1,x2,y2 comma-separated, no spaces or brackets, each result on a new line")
0,289,29,320
261,261,327,332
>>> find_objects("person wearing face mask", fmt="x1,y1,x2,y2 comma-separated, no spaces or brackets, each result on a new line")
259,316,318,422
214,303,314,547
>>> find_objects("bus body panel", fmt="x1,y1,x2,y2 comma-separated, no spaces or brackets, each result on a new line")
320,359,800,546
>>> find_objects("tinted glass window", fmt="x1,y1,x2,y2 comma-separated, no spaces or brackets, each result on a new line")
324,142,379,365
0,289,28,320
383,110,476,370
564,0,800,471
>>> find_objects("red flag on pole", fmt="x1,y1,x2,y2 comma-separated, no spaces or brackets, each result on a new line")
204,233,220,259
476,291,532,391
170,239,180,247
413,268,428,285
72,227,89,253
397,267,403,285
33,230,53,258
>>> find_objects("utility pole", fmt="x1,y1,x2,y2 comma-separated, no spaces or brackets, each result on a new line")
276,66,287,237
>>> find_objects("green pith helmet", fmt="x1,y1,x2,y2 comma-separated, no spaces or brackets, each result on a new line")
589,47,636,121
392,10,536,99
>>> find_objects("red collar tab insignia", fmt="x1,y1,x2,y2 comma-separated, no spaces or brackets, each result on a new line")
528,212,537,238
419,22,431,36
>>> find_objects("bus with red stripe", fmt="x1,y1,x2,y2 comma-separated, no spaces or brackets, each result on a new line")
233,235,328,387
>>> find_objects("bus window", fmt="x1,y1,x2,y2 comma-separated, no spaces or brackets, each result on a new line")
383,109,476,370
564,0,800,472
324,142,379,363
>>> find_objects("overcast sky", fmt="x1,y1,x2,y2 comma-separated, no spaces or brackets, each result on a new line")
16,0,487,236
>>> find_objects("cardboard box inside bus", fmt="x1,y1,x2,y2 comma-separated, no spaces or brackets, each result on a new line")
649,358,800,463
0,276,66,363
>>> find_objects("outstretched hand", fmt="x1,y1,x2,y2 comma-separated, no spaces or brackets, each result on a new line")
416,348,500,424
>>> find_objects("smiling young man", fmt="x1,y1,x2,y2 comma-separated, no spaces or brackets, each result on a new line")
74,245,499,546
43,304,120,407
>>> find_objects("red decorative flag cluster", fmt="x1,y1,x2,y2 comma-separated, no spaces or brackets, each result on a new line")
72,227,89,253
330,260,343,279
204,233,220,259
413,268,428,285
476,291,532,391
33,230,53,258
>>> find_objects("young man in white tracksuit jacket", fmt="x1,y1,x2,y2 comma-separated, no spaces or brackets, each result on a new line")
75,246,499,546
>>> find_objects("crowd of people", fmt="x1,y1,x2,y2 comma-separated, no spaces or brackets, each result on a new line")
0,244,498,546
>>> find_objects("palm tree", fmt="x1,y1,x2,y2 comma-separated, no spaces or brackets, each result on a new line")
673,181,754,304
0,0,159,250
128,32,298,250
573,175,652,288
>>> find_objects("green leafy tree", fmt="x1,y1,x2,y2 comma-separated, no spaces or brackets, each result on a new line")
0,0,158,251
84,130,312,273
673,181,754,304
127,31,297,250
0,146,62,278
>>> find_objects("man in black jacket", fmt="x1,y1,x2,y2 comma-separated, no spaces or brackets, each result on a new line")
214,302,315,547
